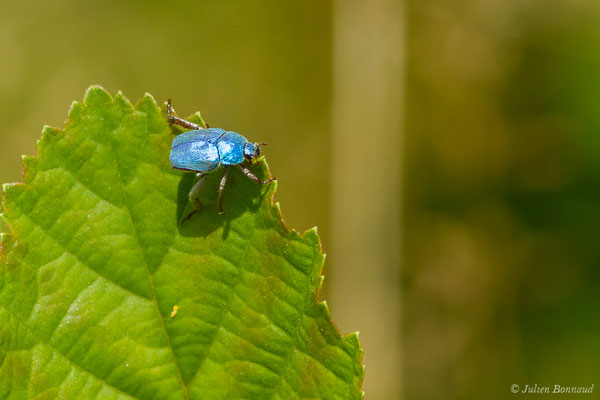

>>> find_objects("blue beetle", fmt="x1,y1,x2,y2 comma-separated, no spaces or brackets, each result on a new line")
167,99,275,220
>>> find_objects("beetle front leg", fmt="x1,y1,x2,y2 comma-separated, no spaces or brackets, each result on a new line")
167,98,203,131
239,165,276,185
181,173,206,224
218,166,229,215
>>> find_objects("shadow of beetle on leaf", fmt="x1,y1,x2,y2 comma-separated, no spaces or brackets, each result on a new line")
175,160,272,240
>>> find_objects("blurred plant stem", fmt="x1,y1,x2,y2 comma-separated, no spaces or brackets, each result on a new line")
330,0,404,397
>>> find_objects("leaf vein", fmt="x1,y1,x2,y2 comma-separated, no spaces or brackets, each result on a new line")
20,213,152,301
0,304,138,399
106,123,189,400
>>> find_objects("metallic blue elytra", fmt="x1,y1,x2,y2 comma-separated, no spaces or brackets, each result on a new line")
166,99,275,219
169,128,223,172
169,128,260,171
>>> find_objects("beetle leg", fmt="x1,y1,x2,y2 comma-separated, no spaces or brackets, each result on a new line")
239,165,276,185
189,173,207,209
181,173,206,224
167,98,202,131
218,167,229,215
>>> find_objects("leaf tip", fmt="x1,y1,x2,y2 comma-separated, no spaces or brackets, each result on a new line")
271,201,290,232
316,300,335,323
317,274,325,292
188,111,207,128
135,92,161,116
302,226,323,253
343,331,365,389
114,90,134,110
140,92,159,106
21,155,37,178
344,331,362,347
305,225,319,236
2,183,25,202
41,125,61,140
2,183,15,194
66,100,83,123
83,85,112,106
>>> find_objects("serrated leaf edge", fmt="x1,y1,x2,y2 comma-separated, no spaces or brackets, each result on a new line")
1,85,365,398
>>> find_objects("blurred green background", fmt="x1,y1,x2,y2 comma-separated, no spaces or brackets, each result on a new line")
1,0,599,399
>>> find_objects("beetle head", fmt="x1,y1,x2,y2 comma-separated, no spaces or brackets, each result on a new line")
243,142,263,161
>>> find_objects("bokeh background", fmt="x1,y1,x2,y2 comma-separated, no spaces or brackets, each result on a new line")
1,0,599,399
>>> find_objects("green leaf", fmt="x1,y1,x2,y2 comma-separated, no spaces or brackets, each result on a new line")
0,86,364,399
